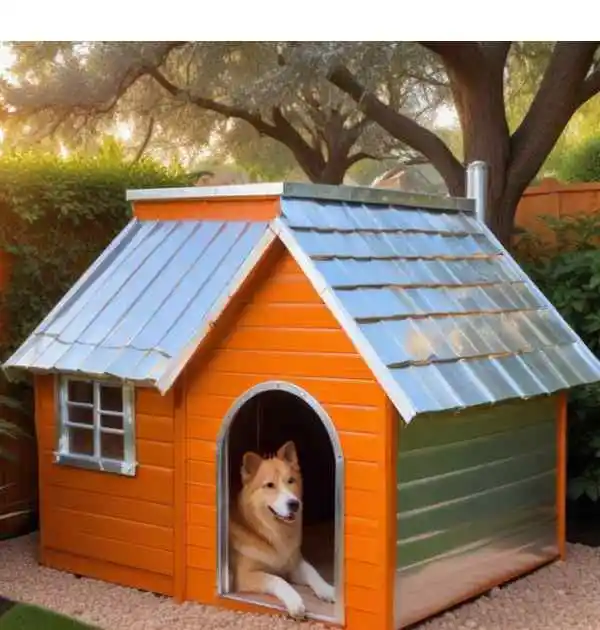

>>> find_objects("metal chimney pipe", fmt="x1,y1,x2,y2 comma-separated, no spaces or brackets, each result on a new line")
466,161,489,225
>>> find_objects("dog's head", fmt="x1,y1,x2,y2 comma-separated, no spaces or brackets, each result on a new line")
240,441,303,525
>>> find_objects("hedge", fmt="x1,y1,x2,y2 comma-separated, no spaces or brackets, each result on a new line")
0,150,190,361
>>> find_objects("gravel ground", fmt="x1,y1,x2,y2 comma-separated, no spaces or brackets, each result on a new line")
0,533,597,629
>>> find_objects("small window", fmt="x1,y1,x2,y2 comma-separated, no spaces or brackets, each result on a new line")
55,377,136,476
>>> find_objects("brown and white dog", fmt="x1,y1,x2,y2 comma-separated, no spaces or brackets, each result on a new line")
229,441,335,618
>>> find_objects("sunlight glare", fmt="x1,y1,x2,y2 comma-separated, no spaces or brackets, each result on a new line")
115,122,132,142
0,45,16,82
435,105,458,128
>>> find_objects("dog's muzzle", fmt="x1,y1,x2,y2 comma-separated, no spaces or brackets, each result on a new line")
269,497,302,523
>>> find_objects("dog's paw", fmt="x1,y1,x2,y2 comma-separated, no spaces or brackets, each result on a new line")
285,591,306,619
314,581,336,603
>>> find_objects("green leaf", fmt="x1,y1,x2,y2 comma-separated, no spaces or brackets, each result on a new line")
585,483,600,502
568,477,588,500
590,434,600,449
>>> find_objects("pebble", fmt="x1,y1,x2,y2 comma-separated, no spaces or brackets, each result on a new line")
3,534,600,629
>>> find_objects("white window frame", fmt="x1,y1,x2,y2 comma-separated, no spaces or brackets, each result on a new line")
54,375,137,476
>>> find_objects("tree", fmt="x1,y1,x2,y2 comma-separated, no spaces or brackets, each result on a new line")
0,42,444,184
320,42,600,243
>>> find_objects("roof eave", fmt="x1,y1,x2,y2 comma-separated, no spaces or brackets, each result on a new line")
1,363,158,388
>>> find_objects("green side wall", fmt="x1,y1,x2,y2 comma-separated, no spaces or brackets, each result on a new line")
397,396,558,572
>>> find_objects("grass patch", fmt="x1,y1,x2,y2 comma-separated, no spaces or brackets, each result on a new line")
0,603,97,629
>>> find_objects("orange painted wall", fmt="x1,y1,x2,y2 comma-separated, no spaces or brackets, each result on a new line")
131,197,279,221
34,376,177,596
182,244,396,629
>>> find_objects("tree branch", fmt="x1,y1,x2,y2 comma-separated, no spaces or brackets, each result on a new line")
1,42,185,134
131,116,155,163
345,150,419,168
419,42,482,70
148,65,347,183
483,42,512,67
30,110,71,142
345,151,378,168
404,71,450,88
327,64,464,194
79,42,187,116
145,65,279,137
509,42,599,194
270,107,325,179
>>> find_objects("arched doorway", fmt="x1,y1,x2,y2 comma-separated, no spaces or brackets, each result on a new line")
216,381,344,623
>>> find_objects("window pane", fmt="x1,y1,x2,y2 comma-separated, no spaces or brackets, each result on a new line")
68,380,93,404
68,404,93,426
100,385,123,413
101,414,123,431
69,427,94,456
101,432,124,461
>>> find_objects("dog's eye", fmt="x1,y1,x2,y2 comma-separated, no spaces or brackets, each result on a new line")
288,477,295,484
265,482,275,489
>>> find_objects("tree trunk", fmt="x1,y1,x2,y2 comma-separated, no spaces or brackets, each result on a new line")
314,166,346,185
487,190,522,245
327,43,600,246
433,45,514,241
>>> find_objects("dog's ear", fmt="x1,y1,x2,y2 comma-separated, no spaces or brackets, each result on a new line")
241,451,262,483
276,441,298,467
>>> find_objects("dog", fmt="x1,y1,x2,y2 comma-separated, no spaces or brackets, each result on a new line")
229,440,335,619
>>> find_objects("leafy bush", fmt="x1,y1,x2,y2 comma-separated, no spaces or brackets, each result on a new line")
556,136,600,183
515,212,600,501
0,148,190,360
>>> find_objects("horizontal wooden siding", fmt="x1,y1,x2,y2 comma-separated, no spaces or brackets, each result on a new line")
183,248,394,629
35,375,176,596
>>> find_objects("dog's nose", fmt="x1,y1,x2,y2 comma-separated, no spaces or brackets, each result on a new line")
288,499,300,514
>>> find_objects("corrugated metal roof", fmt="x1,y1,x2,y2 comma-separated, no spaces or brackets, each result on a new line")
275,198,600,421
3,218,274,393
5,188,600,423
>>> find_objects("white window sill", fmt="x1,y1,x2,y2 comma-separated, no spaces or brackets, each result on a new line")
53,452,137,477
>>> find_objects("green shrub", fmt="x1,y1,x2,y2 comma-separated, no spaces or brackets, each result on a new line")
557,136,600,183
515,213,600,501
0,149,190,360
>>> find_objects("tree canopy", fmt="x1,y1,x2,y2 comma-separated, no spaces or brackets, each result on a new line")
0,42,446,183
1,41,600,242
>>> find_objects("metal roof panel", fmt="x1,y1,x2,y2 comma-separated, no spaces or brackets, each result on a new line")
277,198,600,420
3,219,273,389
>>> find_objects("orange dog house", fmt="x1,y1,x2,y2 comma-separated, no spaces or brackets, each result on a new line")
5,182,600,630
